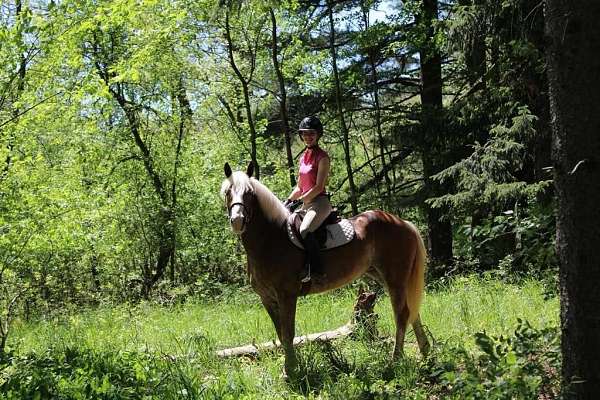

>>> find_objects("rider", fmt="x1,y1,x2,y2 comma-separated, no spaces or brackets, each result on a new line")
284,116,332,282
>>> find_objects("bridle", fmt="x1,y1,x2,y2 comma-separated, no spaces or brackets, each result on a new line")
227,200,251,230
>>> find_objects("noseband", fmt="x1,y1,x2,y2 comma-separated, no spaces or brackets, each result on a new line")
228,201,251,228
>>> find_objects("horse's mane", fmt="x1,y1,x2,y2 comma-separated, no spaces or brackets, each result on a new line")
221,171,290,225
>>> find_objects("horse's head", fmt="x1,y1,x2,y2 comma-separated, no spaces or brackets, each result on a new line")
221,162,256,234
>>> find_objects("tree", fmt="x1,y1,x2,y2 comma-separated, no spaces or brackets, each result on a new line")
327,0,359,215
358,0,391,197
269,7,296,188
425,0,554,273
223,3,267,180
1,0,29,180
75,0,197,297
419,0,453,266
546,0,600,397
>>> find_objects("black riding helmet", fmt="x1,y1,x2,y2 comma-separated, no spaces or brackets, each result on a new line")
298,116,323,136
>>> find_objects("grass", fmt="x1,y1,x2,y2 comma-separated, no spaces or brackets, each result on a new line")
4,276,559,399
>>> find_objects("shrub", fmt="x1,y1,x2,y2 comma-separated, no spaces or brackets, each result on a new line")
0,345,166,399
427,319,560,399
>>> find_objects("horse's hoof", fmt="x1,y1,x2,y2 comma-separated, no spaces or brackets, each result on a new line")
282,361,300,381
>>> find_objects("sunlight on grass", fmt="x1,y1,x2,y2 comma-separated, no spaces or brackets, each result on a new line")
377,276,559,352
7,276,559,399
12,276,558,357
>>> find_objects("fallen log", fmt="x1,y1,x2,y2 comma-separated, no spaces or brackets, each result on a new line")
216,291,378,358
216,323,355,358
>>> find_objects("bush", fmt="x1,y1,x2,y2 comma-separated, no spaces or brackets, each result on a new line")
427,319,560,399
0,346,167,399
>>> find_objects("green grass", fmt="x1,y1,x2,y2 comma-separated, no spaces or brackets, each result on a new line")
4,276,559,399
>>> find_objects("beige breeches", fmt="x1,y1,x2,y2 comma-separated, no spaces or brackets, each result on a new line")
297,195,332,238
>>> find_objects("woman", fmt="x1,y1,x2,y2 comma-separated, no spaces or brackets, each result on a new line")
284,116,332,282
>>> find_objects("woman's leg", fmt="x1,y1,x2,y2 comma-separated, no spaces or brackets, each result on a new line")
299,196,332,238
298,196,332,280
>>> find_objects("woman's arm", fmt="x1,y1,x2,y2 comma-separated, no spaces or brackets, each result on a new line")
300,156,330,203
287,185,302,201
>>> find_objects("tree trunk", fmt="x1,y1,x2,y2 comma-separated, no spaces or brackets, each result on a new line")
328,0,359,215
361,3,391,197
108,85,174,297
90,253,100,292
524,0,552,198
546,0,600,397
458,0,487,87
419,0,453,267
270,8,296,189
170,77,192,283
225,10,260,179
2,0,27,181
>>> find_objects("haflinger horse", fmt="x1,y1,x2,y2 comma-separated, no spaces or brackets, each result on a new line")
221,162,430,377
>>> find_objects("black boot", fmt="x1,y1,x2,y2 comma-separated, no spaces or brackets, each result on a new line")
301,232,323,282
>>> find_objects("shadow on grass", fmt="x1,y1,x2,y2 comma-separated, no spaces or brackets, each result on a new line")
287,339,423,398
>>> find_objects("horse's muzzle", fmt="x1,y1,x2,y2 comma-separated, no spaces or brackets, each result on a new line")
230,216,246,234
228,203,247,234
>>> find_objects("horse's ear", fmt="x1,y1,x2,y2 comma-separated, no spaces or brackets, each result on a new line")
224,162,232,178
246,161,254,178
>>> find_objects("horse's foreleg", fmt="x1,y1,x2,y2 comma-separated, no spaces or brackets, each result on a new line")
261,297,281,341
277,294,299,378
412,314,430,357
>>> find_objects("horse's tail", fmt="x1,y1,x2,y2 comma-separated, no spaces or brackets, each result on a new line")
405,221,427,324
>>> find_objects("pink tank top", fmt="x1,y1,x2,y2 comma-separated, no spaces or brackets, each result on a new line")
298,146,328,195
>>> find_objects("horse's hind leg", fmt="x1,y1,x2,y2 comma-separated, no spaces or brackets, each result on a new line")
412,314,430,357
388,286,410,360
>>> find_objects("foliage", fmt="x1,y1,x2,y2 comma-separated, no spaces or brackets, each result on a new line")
1,346,165,399
428,319,560,399
2,278,559,399
0,0,558,373
451,201,557,276
430,105,544,213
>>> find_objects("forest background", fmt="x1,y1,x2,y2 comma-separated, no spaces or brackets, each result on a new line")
0,0,584,398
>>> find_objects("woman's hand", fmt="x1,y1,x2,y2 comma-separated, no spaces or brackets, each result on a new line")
283,198,301,212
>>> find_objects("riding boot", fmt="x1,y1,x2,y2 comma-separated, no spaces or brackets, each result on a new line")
301,232,323,282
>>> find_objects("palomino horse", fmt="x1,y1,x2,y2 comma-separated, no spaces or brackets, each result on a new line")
221,162,430,377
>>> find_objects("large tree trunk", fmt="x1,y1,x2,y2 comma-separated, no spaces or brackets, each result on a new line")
110,92,174,298
419,0,453,267
546,0,600,397
458,0,487,87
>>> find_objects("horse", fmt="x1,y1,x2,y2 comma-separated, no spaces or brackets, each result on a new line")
220,162,430,377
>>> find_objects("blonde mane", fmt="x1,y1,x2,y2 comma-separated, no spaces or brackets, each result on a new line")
221,171,290,225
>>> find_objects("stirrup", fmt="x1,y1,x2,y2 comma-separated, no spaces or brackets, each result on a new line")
301,264,311,283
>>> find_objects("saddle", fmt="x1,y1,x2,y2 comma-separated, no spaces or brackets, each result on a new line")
286,208,355,250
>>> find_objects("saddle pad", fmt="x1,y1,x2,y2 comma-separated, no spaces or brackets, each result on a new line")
287,219,355,250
